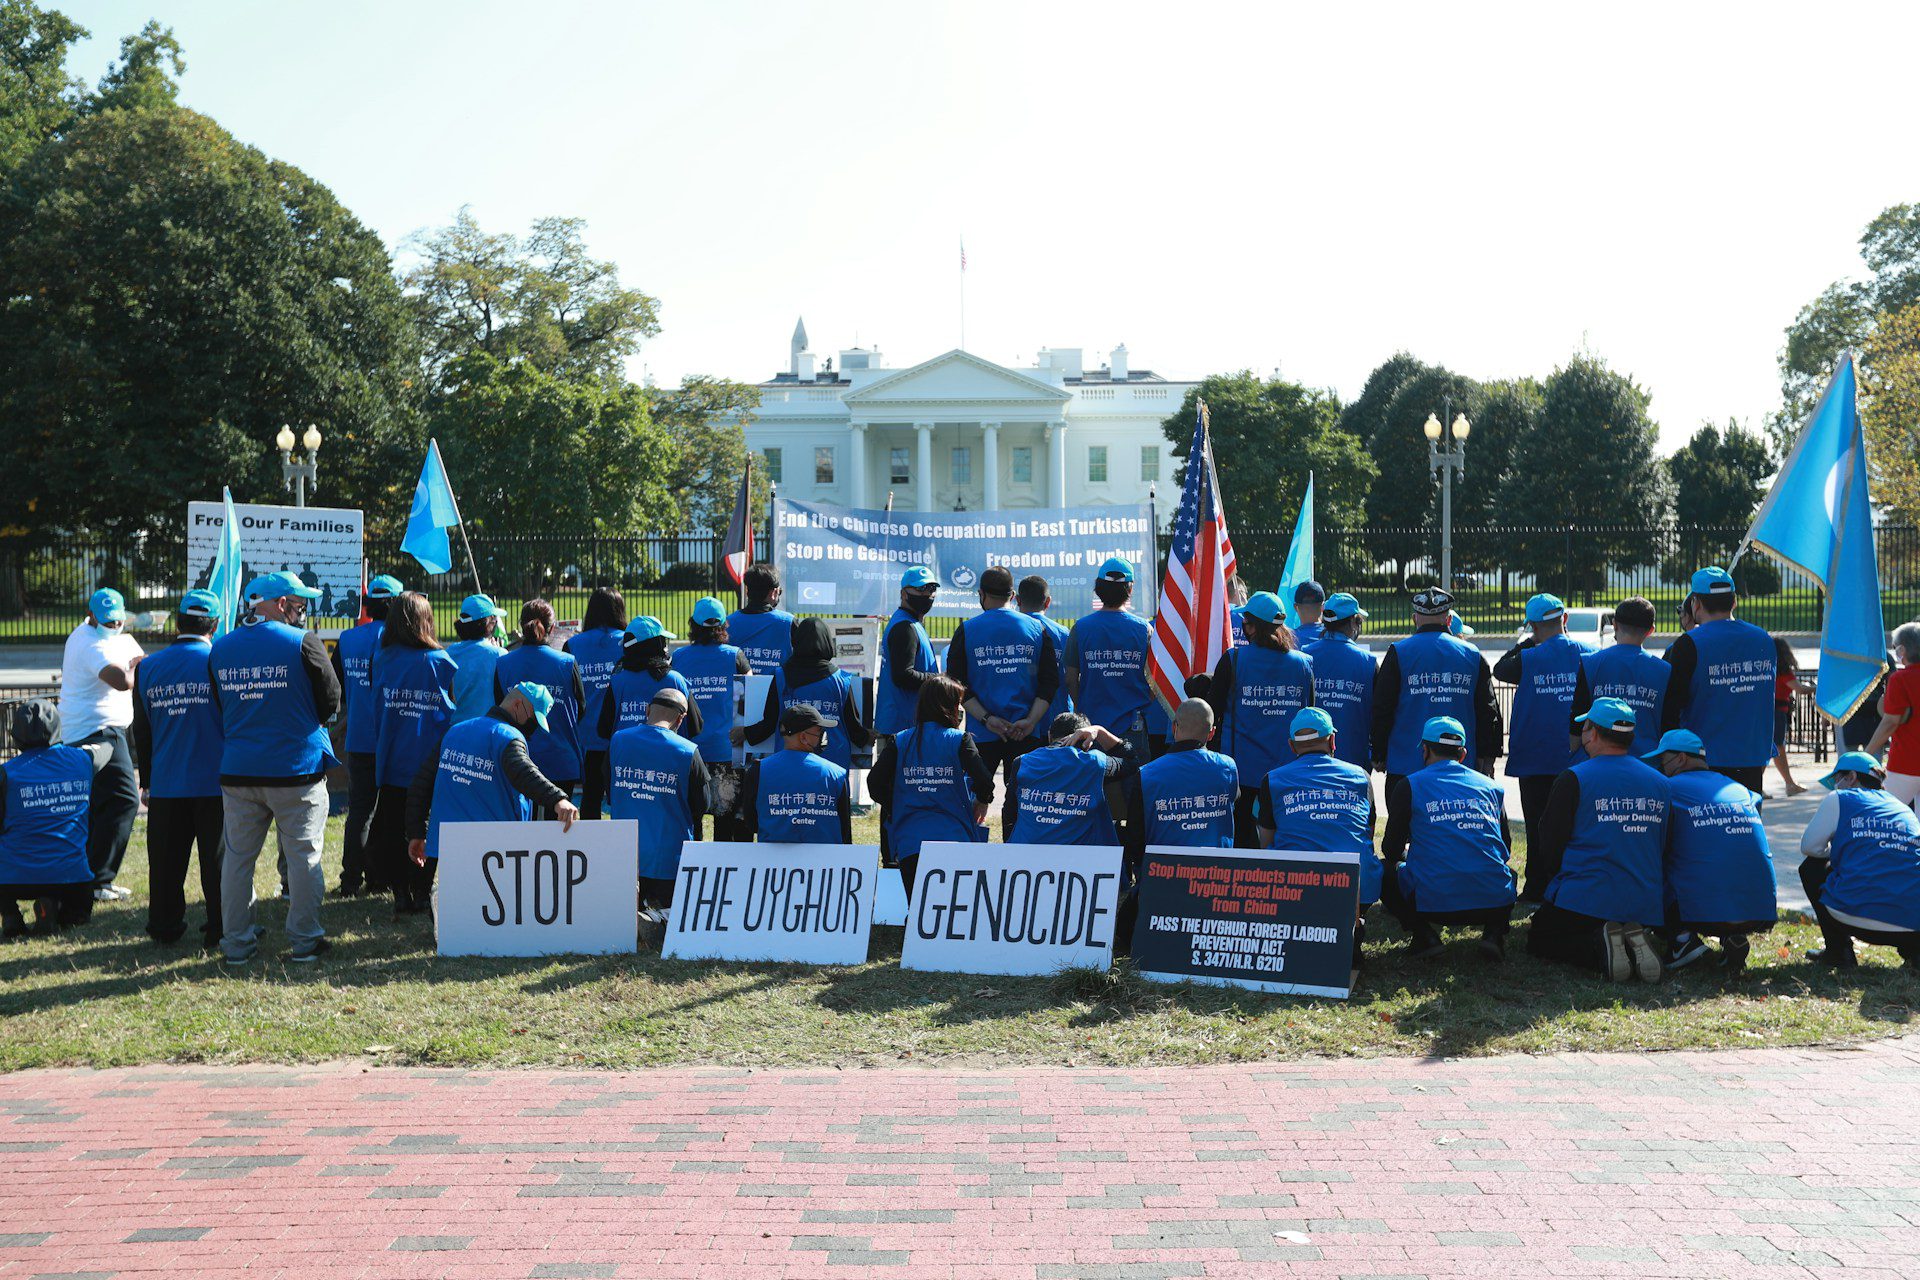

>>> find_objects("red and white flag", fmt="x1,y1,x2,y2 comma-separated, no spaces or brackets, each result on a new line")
1148,400,1238,711
722,458,754,591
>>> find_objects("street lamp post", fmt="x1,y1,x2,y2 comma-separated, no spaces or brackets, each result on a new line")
276,424,323,507
1423,399,1470,592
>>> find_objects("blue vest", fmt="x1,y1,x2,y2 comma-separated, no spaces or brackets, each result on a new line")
1222,645,1315,784
727,607,796,674
1071,610,1152,735
671,642,744,763
1664,769,1776,924
1009,744,1118,846
1138,746,1238,848
773,668,859,769
1546,754,1670,924
1293,620,1325,646
1400,761,1517,913
137,638,222,798
1507,634,1591,777
755,748,847,843
958,608,1047,741
0,746,94,884
336,618,385,754
564,626,625,752
875,610,936,736
443,638,504,725
1033,612,1073,717
211,620,339,780
609,723,700,880
374,646,457,788
1229,606,1247,647
425,715,531,860
495,643,585,784
1262,752,1380,902
1681,619,1776,768
607,667,696,740
1304,633,1374,769
1383,630,1481,777
1825,788,1920,931
1582,642,1670,757
886,725,983,860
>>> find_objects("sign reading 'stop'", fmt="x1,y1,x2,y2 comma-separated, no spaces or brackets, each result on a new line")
901,842,1122,976
436,820,639,957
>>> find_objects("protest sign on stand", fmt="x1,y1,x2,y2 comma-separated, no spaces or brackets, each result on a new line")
664,842,877,964
900,842,1122,977
436,820,639,957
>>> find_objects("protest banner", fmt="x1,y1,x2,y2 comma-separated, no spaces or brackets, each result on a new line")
436,820,639,957
186,502,365,622
1130,847,1361,998
773,498,1155,617
901,842,1122,976
663,842,877,964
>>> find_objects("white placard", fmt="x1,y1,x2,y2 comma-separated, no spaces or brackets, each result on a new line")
740,674,774,761
186,502,365,623
900,842,1123,976
873,864,908,927
663,841,877,964
435,820,638,956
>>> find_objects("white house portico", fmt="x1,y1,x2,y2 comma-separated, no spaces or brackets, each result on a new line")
732,320,1195,515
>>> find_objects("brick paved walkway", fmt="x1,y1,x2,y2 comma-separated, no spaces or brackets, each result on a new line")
3,1041,1918,1279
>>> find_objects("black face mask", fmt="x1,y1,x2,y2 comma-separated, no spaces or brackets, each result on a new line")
902,593,935,619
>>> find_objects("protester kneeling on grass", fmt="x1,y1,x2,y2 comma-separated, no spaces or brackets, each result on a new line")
608,687,707,921
1255,706,1378,969
1005,712,1136,847
1798,751,1920,971
871,674,993,898
0,700,114,938
1525,697,1670,983
1644,729,1777,973
405,682,579,891
738,704,852,844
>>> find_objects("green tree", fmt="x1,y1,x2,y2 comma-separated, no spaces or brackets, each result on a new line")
0,106,423,543
1862,305,1920,525
1367,366,1480,577
648,376,769,534
85,19,183,115
1336,352,1426,441
1667,420,1770,527
0,0,86,178
1161,372,1375,586
403,209,661,389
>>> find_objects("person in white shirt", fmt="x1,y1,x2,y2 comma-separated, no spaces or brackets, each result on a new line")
59,587,145,901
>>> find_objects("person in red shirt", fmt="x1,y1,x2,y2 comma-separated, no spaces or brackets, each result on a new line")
1771,638,1814,797
1867,623,1920,807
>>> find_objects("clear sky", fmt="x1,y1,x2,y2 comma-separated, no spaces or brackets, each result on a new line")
68,0,1920,452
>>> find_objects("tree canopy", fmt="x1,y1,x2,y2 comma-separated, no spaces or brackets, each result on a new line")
1862,305,1920,526
1666,420,1770,528
648,376,769,535
1366,366,1481,571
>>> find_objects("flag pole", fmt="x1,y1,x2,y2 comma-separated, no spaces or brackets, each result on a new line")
744,453,755,569
431,438,484,597
1146,482,1160,621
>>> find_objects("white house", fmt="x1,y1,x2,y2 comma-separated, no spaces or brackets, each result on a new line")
732,318,1197,516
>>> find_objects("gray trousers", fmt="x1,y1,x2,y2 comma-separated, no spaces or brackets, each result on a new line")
220,781,328,958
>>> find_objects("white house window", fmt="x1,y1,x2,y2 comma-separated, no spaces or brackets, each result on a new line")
1011,447,1033,484
1140,445,1160,483
951,446,972,485
763,447,782,483
814,446,835,485
890,447,911,485
1088,445,1109,484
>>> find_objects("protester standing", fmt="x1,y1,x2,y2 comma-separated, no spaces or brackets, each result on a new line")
131,590,225,948
1569,596,1668,758
444,594,508,725
1290,580,1327,646
1371,587,1501,796
1660,566,1776,794
727,563,797,674
58,587,143,902
493,598,586,818
370,592,457,914
945,566,1059,837
609,687,708,915
875,567,941,736
331,574,401,895
1064,558,1153,758
738,705,853,843
871,675,993,895
565,587,628,820
1304,594,1374,771
0,701,112,937
1017,574,1074,719
670,597,752,838
1202,591,1314,847
1494,594,1592,900
1379,716,1517,962
600,618,702,742
746,618,870,770
1867,622,1920,806
1770,637,1814,798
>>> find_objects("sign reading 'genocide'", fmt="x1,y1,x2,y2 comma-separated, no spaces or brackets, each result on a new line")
435,820,639,957
663,842,878,965
1130,847,1361,998
901,843,1123,977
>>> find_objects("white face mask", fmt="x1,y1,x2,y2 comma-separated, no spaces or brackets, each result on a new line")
92,619,122,638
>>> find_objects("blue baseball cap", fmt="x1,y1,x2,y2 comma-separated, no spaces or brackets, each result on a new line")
1642,728,1706,762
691,596,727,626
1525,593,1567,624
1819,750,1884,790
507,680,552,731
243,575,270,602
1421,716,1467,747
254,570,320,601
1243,591,1285,624
1322,592,1367,622
1690,566,1736,597
624,616,675,646
178,589,221,619
1292,579,1326,604
1448,614,1475,638
458,593,506,623
87,587,126,624
1289,706,1336,741
901,565,938,590
1577,696,1638,733
1098,556,1136,584
367,574,403,599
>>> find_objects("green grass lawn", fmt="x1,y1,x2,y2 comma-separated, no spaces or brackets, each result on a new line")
1,812,1914,1073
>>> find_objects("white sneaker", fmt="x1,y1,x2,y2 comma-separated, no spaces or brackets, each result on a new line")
93,887,118,903
1623,924,1663,983
1602,921,1635,982
109,885,133,900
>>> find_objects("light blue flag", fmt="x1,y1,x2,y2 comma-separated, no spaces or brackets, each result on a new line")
1742,353,1884,721
401,438,461,576
1277,472,1314,627
207,486,244,637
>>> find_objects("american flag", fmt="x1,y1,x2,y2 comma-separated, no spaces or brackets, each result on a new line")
1148,400,1238,711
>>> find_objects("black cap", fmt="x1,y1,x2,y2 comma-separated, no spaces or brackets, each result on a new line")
1411,587,1455,615
780,703,837,734
1293,580,1326,604
9,698,59,749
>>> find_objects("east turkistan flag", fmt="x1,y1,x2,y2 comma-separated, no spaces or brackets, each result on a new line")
1278,472,1315,628
207,486,244,636
1741,353,1885,721
402,438,461,576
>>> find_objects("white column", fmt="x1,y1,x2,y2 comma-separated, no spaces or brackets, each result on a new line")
915,421,934,511
847,422,868,507
1047,418,1068,508
981,421,1000,511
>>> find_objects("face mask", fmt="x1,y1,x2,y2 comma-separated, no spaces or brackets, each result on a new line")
903,593,935,619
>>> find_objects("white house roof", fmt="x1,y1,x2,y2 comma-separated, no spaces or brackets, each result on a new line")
841,349,1071,409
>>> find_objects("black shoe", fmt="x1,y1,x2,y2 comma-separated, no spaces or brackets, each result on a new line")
1,910,26,940
1409,925,1445,960
1719,935,1751,972
31,898,61,936
1477,933,1505,963
287,939,332,964
1664,931,1711,972
1807,947,1858,969
335,882,363,898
